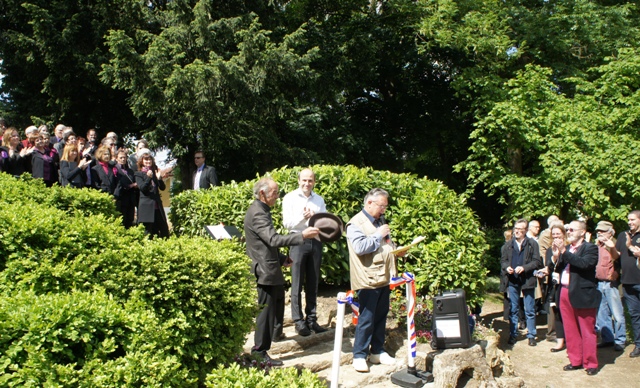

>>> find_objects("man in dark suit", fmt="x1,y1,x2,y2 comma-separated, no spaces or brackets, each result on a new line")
554,220,601,376
192,150,219,190
244,177,319,366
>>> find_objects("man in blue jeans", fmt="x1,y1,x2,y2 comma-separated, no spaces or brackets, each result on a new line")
345,188,406,372
616,210,640,357
500,218,542,346
594,221,626,351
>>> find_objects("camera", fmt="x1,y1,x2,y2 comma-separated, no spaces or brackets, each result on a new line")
84,154,92,161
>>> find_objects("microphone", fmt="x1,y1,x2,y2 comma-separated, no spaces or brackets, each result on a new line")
379,215,391,243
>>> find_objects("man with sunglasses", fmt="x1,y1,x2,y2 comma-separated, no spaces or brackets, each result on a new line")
192,150,219,190
554,220,600,375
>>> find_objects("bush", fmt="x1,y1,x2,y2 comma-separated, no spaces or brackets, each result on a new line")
0,290,189,387
170,165,489,307
0,172,119,218
1,191,255,383
205,363,326,388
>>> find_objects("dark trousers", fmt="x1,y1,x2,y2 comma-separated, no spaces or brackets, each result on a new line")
353,286,390,359
253,284,285,353
142,209,169,238
290,239,322,324
623,284,640,347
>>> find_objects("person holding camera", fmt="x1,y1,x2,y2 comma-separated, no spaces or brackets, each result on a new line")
134,152,169,238
60,143,90,188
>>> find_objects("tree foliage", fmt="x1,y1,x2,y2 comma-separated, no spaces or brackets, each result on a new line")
457,48,640,227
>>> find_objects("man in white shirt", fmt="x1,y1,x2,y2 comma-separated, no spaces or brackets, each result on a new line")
282,168,327,337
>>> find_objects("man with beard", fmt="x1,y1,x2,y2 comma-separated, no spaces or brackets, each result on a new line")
616,210,640,358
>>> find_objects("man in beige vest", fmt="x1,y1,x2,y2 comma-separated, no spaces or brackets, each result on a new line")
346,188,405,372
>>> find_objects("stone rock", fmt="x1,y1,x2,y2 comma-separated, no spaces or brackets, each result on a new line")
431,345,497,388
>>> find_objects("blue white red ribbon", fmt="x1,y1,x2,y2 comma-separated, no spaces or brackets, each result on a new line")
338,290,360,325
389,272,417,358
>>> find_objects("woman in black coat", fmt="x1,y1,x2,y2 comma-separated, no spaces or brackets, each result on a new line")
60,143,90,188
29,132,59,186
134,152,169,238
114,148,138,228
91,145,118,195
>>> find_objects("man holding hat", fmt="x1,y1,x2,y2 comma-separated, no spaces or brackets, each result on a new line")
594,220,626,351
282,168,328,337
346,188,405,372
245,177,319,365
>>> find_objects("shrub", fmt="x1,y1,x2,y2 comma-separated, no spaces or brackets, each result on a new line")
0,290,189,387
205,363,326,388
0,172,119,218
1,195,256,383
170,165,489,307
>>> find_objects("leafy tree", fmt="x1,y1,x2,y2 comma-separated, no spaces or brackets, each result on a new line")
101,1,323,187
457,48,640,226
0,0,147,133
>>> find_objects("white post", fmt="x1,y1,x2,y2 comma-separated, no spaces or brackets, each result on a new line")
330,292,347,388
405,279,415,369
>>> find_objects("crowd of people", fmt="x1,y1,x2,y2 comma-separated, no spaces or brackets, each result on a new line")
0,120,170,238
501,213,640,376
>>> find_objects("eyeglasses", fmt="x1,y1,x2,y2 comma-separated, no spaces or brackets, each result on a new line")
373,202,388,209
567,228,582,233
194,156,203,159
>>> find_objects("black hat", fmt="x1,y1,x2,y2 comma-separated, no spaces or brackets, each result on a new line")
309,212,344,242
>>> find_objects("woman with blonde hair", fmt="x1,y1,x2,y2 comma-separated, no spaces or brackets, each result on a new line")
1,127,29,176
60,143,90,188
91,145,118,194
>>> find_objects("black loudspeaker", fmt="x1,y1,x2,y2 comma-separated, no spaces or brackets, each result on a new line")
430,289,472,350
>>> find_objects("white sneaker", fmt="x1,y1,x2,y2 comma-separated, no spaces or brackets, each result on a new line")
369,352,395,365
353,357,369,372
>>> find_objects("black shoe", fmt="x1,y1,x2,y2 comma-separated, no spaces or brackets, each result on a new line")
272,332,286,342
550,346,566,353
309,322,328,333
295,322,311,337
614,344,625,352
586,368,598,376
528,338,537,346
251,351,284,366
630,346,640,358
518,322,526,330
563,364,583,371
507,336,517,345
597,341,614,348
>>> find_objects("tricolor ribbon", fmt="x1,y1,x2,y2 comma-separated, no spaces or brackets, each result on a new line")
389,272,417,358
338,290,360,325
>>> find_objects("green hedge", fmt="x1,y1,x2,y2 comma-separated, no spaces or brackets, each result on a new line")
170,165,489,307
0,290,189,386
0,181,255,383
0,172,119,219
206,363,326,388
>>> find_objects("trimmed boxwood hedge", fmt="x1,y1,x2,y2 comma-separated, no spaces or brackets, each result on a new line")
0,290,189,386
170,165,489,307
0,173,256,384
